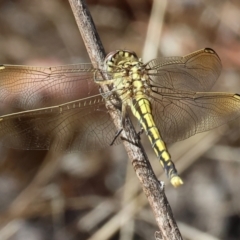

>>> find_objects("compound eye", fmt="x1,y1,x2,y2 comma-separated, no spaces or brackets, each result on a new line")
105,51,118,62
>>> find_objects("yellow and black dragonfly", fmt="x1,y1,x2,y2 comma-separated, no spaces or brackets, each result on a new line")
0,48,239,187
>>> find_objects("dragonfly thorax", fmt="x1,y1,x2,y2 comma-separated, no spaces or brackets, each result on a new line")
104,50,150,104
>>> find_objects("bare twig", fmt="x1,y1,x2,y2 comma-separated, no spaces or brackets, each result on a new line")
142,0,167,61
68,0,183,239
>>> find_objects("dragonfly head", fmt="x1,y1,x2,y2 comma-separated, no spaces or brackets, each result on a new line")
104,50,142,72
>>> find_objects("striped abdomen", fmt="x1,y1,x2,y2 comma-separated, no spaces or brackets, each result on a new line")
131,98,183,187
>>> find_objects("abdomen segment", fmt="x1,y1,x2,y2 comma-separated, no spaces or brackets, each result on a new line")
131,98,183,187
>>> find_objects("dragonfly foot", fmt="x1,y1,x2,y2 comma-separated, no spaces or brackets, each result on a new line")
170,176,184,188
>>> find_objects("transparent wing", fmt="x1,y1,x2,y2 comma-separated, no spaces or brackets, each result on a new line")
0,95,120,151
146,48,222,92
0,63,124,151
150,90,240,143
0,64,99,111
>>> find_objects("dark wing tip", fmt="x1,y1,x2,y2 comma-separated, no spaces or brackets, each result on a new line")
234,93,240,100
204,48,220,59
204,47,216,53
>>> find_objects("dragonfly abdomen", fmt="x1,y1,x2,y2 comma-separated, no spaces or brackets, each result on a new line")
131,98,183,187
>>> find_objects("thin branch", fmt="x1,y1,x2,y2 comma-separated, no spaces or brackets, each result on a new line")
68,0,105,67
142,0,167,61
68,0,183,239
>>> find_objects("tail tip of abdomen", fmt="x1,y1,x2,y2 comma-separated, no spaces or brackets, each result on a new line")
170,176,184,187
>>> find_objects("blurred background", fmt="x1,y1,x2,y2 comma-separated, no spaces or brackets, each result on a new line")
0,0,240,239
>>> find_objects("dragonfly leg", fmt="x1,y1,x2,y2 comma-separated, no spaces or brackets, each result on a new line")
93,70,115,85
110,104,130,145
137,127,144,139
121,103,128,127
99,87,114,99
110,128,123,146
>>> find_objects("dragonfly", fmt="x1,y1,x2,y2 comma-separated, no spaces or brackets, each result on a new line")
0,48,240,187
